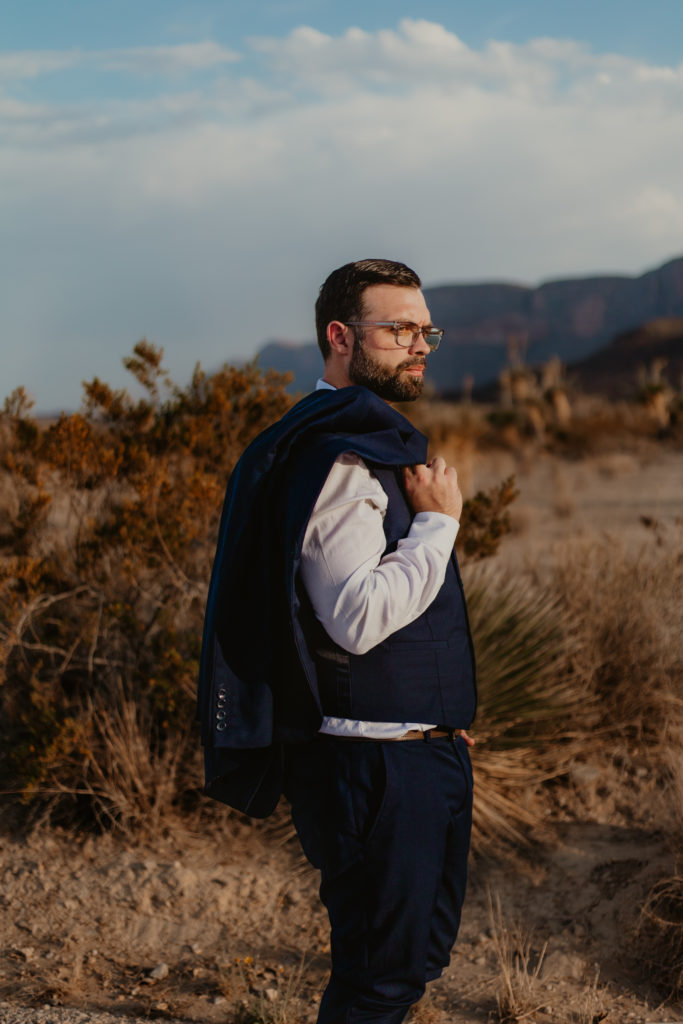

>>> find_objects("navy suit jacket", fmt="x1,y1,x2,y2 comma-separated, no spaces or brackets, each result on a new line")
197,385,428,816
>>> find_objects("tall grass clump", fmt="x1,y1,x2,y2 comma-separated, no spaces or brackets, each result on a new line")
488,890,547,1023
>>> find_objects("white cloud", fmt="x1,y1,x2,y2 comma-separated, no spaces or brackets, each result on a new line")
1,20,683,410
0,41,239,83
0,49,81,79
0,93,55,119
97,42,241,75
251,19,683,104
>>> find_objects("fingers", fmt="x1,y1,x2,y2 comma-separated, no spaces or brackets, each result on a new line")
402,457,462,520
404,456,453,478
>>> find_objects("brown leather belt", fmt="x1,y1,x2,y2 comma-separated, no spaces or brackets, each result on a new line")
397,728,461,741
321,728,462,743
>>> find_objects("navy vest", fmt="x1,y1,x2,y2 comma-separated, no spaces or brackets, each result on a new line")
310,464,477,727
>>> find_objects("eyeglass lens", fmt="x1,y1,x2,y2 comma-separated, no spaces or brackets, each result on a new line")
395,324,442,350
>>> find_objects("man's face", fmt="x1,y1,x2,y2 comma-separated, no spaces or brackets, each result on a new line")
348,284,433,402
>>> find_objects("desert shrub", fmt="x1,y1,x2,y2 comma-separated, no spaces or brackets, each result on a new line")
463,562,585,851
544,396,670,456
458,477,518,562
0,342,294,831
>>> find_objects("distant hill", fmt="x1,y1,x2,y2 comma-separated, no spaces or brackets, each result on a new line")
256,255,683,396
568,317,683,399
256,340,324,394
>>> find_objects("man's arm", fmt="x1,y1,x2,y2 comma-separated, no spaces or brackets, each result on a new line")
299,453,461,656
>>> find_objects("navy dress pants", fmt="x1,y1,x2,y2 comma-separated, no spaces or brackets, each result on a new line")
284,733,473,1024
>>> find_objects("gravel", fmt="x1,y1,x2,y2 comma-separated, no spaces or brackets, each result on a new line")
0,1006,194,1024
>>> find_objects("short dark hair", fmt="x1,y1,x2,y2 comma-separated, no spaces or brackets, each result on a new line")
315,259,421,359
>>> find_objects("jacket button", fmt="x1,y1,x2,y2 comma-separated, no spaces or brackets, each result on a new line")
216,721,227,732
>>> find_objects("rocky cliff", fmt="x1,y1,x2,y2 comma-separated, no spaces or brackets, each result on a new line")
257,255,683,397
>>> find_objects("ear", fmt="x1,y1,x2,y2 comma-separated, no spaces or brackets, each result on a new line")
327,320,353,356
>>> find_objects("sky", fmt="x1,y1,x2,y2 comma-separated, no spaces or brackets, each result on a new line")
2,1,683,412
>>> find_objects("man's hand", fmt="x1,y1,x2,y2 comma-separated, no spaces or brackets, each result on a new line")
403,457,463,521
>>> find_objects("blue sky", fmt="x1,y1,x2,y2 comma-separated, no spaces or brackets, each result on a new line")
2,1,683,411
4,1,682,64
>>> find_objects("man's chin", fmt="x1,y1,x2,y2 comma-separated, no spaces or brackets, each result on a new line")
396,370,425,398
384,377,424,403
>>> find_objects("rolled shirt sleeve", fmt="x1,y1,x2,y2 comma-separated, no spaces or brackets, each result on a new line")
300,452,459,656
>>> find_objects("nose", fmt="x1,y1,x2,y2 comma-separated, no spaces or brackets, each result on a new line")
409,331,431,356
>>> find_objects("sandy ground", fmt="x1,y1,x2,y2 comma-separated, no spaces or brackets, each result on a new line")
0,809,680,1023
1,446,682,1024
487,444,681,548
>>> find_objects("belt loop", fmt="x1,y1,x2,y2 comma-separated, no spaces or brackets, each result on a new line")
423,728,432,743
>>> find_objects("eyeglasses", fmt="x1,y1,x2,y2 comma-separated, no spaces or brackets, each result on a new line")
345,321,444,351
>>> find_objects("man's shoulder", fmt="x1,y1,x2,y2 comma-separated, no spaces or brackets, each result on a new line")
233,385,427,498
240,386,393,459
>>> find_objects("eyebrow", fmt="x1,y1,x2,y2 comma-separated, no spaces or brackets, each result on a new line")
394,318,436,329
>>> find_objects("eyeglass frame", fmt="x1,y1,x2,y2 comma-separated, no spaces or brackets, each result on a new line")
344,321,444,351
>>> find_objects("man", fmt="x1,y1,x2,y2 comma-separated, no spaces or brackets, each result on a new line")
198,259,476,1024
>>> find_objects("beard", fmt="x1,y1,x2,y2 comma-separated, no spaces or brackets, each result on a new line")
348,338,426,402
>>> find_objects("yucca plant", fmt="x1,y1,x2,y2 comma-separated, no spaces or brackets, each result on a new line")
463,562,586,852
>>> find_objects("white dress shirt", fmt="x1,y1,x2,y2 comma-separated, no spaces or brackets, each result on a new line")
300,380,460,739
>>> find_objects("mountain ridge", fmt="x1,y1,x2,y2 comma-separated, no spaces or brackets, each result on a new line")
257,255,683,397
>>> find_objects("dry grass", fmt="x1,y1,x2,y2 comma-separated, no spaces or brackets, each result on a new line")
467,527,683,992
487,895,611,1023
220,954,312,1024
550,464,576,519
551,530,683,999
18,939,88,1007
570,970,609,1024
488,890,547,1022
82,689,198,834
637,873,683,998
551,529,683,744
